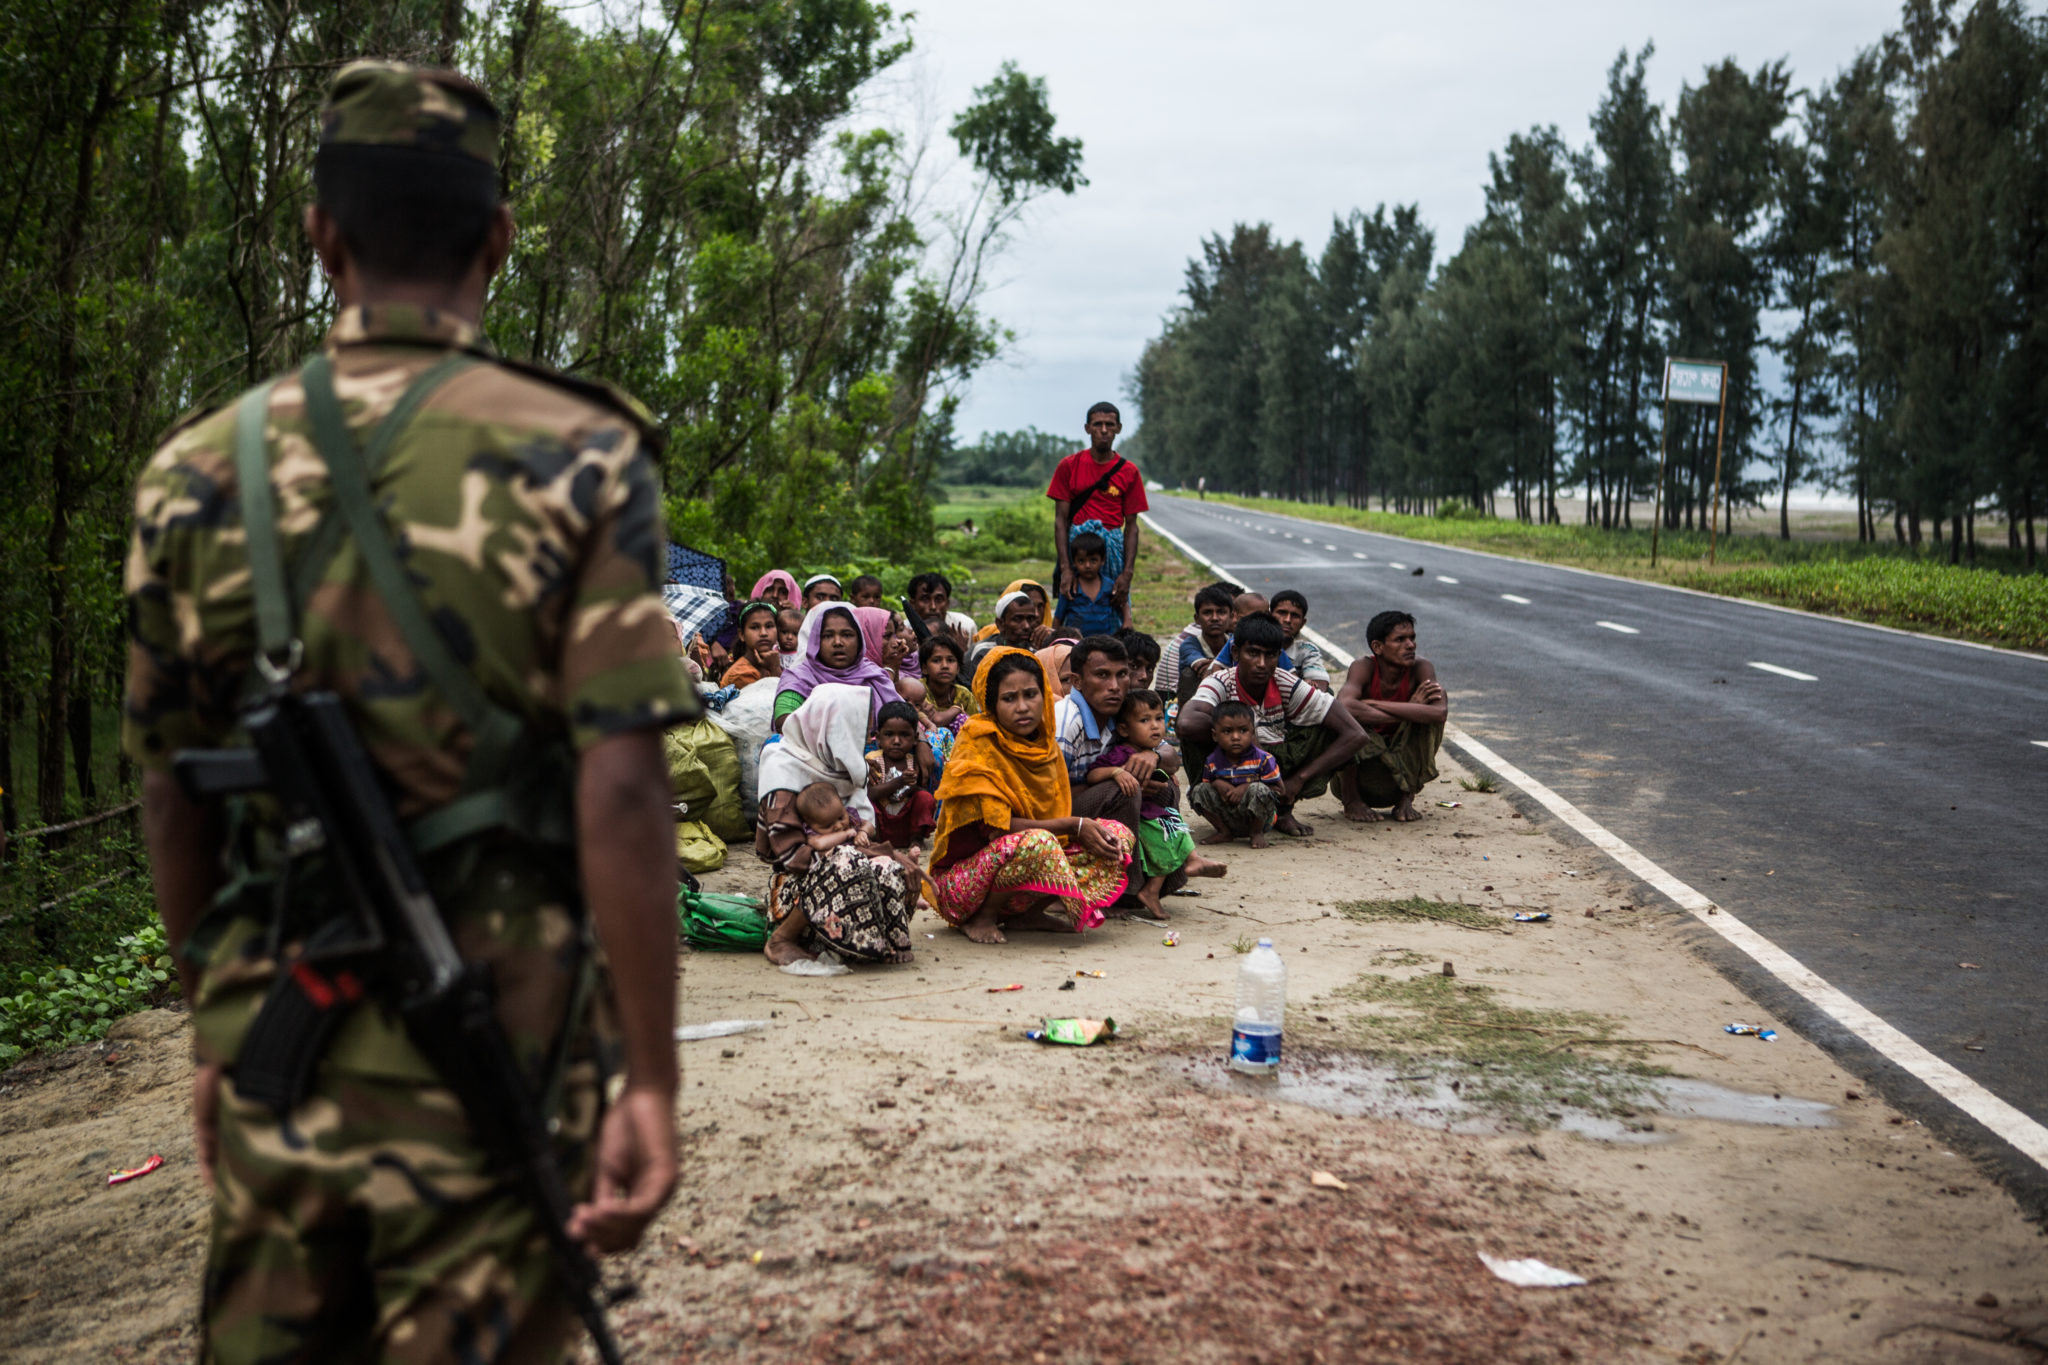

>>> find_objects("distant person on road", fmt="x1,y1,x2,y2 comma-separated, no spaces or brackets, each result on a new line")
1049,401,1148,611
1176,611,1366,837
1333,610,1447,823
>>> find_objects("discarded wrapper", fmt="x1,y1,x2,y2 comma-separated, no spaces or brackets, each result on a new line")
1074,969,1105,979
1309,1170,1349,1191
1058,980,1076,991
108,1155,164,1187
675,1019,770,1042
1478,1253,1587,1288
1436,800,1462,809
1162,931,1180,947
1026,1017,1118,1046
1724,1024,1778,1041
988,984,1023,993
1512,912,1550,923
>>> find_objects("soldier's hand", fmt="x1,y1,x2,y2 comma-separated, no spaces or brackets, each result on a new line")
569,1084,677,1256
192,1061,224,1191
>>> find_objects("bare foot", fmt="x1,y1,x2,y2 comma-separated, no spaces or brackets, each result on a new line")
764,913,816,966
1276,813,1314,838
959,903,1006,944
1342,800,1384,823
1137,885,1166,919
1198,829,1236,846
1392,795,1422,823
1249,832,1270,849
1182,854,1228,878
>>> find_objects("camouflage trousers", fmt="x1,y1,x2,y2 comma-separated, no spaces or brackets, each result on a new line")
200,1054,602,1364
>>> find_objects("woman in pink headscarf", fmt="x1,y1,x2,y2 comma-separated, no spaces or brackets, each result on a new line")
750,570,800,609
853,606,925,707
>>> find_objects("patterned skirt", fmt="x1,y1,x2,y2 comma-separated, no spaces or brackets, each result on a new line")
930,822,1133,933
779,845,916,963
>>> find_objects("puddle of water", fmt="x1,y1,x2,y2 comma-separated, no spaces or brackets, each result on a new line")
1170,1053,1833,1143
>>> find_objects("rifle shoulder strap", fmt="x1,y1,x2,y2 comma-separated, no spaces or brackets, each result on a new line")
233,380,291,663
296,352,529,808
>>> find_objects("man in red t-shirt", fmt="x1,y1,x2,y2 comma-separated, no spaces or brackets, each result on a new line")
1048,401,1150,610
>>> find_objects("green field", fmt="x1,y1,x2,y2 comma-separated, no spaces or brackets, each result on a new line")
1197,494,2048,653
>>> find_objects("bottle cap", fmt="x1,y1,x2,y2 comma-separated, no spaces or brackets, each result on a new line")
1257,938,1273,949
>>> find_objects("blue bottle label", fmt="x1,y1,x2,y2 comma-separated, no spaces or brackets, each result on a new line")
1231,1026,1281,1067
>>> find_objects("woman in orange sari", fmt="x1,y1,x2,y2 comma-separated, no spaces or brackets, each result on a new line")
930,647,1133,943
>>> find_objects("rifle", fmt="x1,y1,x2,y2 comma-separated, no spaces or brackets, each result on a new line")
175,684,629,1365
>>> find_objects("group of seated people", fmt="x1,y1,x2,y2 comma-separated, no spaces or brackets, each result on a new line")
677,568,1447,972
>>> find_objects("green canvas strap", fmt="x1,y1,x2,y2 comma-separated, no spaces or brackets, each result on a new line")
288,351,479,619
232,381,291,665
296,351,526,795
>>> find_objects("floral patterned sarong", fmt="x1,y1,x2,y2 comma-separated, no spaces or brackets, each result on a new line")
930,821,1132,932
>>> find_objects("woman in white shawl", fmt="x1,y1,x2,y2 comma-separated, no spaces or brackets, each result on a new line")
754,683,916,966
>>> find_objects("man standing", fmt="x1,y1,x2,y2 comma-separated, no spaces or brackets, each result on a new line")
1176,612,1365,838
1334,611,1447,822
123,63,691,1364
1049,401,1148,609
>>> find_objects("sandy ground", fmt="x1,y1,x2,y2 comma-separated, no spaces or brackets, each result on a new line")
2,748,2043,1364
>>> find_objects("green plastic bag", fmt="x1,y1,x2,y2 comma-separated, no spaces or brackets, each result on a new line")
679,890,771,951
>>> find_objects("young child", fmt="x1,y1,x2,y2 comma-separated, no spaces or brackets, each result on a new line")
1088,690,1223,918
1116,627,1161,688
775,606,803,658
1055,530,1126,636
1190,700,1283,848
793,780,923,882
918,635,974,732
864,702,937,852
848,574,885,609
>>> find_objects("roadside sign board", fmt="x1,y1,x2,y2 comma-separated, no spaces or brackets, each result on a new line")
1664,359,1724,405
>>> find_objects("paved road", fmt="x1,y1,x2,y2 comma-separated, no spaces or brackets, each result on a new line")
1144,495,2048,1179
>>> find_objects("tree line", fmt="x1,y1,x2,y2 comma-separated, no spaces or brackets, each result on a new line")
1132,0,2045,567
0,0,1084,830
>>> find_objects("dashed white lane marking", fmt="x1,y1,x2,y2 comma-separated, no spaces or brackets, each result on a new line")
1324,544,1339,551
1749,661,1818,682
1388,561,1406,570
1595,621,1640,634
1501,594,1531,604
1353,552,1369,560
1148,505,2048,1174
1438,576,1459,585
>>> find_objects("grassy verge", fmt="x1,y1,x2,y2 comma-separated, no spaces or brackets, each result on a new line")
1200,493,2048,652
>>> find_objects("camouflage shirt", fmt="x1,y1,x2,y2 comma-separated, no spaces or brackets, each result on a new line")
122,303,695,1070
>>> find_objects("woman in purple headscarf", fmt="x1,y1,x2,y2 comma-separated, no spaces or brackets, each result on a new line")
773,602,903,734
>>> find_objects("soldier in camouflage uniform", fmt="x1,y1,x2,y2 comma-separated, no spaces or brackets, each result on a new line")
123,62,694,1363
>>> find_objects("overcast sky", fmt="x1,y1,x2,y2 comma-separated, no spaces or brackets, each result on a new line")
886,0,1909,447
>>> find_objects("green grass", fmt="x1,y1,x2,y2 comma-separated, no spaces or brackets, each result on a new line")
1339,896,1506,933
1334,971,1660,1127
1458,775,1499,794
1202,493,2048,652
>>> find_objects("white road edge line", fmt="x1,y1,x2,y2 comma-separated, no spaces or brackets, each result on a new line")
1595,620,1640,634
1138,510,2048,1172
1749,661,1819,682
1501,594,1531,605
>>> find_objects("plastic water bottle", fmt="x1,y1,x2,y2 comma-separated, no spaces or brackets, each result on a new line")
1230,938,1286,1072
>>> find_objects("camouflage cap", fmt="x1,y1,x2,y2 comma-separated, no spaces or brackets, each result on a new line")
319,60,500,167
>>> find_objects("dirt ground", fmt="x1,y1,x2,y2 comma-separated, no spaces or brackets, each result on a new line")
3,749,2043,1364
